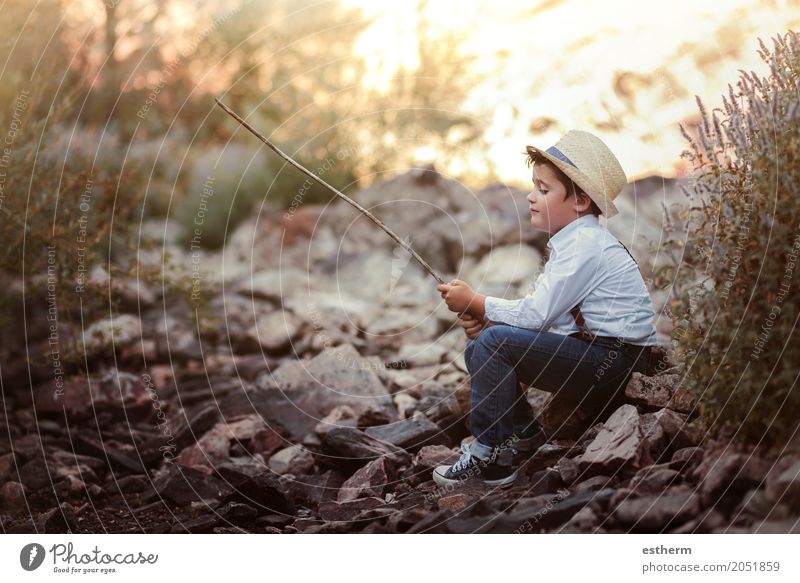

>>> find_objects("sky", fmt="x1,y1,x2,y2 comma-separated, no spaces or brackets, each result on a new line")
341,0,800,184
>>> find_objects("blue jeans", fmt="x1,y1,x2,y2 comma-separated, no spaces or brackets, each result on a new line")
464,324,644,464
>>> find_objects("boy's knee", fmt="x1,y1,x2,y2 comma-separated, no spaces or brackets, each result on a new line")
474,324,508,348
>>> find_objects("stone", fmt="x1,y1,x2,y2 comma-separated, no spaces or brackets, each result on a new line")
215,463,293,513
576,405,652,475
250,426,287,458
669,447,704,472
268,444,315,475
237,268,311,303
254,343,395,436
314,405,359,436
364,414,446,451
652,409,703,450
393,394,418,419
142,465,233,506
612,490,701,531
413,445,459,471
438,493,472,512
321,427,410,471
628,467,681,495
318,497,386,522
698,453,770,506
246,311,303,354
82,315,142,355
624,373,694,413
770,459,800,507
36,369,155,421
337,458,390,502
0,481,26,511
463,244,542,292
389,342,449,368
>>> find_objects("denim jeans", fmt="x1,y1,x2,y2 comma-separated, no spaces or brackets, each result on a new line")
463,324,648,464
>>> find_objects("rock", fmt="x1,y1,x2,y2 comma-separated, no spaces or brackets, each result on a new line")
669,508,727,533
576,405,652,476
669,446,704,472
0,481,26,511
393,394,418,419
463,244,542,293
365,309,440,349
628,466,681,495
557,505,599,532
215,463,293,513
36,369,156,421
624,373,694,413
413,445,459,471
364,414,446,451
438,493,472,512
571,475,615,495
652,409,703,450
142,465,233,506
612,489,701,531
389,342,449,368
321,427,411,471
770,459,800,507
314,405,359,436
337,458,390,502
254,343,396,436
556,457,581,486
237,268,311,303
318,497,386,522
176,415,269,474
268,444,315,475
82,315,142,355
281,470,343,508
246,311,303,354
250,426,287,458
698,453,770,507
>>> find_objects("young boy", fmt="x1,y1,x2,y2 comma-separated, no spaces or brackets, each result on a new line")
434,129,658,488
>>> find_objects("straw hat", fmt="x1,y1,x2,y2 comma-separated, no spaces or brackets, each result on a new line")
526,130,627,218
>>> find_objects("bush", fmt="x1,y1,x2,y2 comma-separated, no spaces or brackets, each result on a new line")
666,30,800,448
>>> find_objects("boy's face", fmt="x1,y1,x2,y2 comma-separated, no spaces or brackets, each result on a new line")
526,163,593,235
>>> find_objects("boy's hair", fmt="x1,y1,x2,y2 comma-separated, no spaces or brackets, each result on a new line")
524,147,602,217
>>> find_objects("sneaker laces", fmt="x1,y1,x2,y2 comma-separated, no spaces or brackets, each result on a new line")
451,442,477,472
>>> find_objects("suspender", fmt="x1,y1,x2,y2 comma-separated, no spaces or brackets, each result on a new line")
569,239,639,340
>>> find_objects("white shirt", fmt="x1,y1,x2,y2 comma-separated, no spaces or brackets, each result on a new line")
484,213,659,346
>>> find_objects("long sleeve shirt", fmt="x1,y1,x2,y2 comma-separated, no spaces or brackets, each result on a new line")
483,213,659,346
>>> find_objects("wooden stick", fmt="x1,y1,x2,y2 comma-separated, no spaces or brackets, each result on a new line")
214,98,445,285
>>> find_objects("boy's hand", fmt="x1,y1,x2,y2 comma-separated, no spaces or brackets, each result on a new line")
459,313,490,340
436,279,486,318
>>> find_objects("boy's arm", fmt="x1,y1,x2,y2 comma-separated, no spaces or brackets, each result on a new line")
481,242,602,331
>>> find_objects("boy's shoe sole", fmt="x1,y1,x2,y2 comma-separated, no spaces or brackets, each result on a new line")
432,465,519,488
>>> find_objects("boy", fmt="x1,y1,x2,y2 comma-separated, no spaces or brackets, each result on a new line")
434,130,658,487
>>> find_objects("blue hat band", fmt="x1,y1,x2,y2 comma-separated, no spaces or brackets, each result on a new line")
546,146,578,169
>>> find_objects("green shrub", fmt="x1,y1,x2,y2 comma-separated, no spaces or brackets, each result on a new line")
666,30,800,448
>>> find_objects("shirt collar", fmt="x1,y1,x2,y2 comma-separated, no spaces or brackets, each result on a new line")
546,213,600,250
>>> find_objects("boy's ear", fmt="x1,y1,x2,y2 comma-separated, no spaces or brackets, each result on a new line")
573,190,593,212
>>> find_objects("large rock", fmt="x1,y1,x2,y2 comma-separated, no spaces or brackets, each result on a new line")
612,489,701,531
321,427,410,471
82,315,142,355
35,368,156,421
576,405,652,475
253,343,396,436
698,453,771,507
462,244,542,294
268,444,315,475
364,414,446,451
624,373,694,413
176,415,268,474
337,458,391,502
246,311,303,354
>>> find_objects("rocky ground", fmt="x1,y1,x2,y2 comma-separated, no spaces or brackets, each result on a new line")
2,168,799,533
